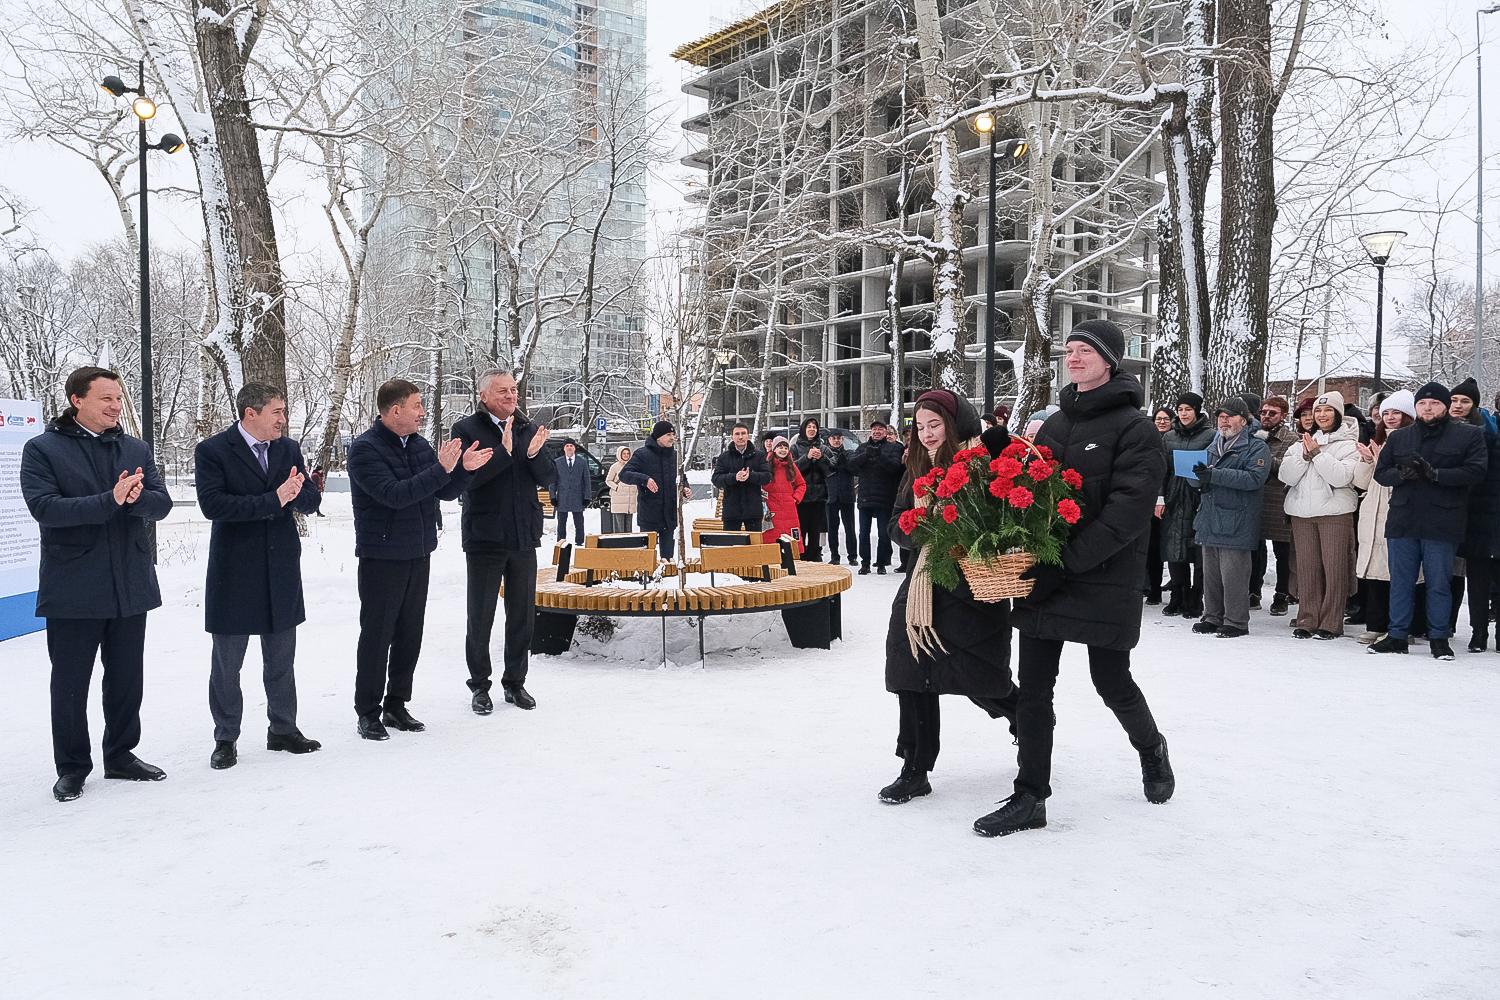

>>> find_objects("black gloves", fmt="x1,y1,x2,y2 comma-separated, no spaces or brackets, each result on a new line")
1020,561,1067,603
982,423,1011,459
1396,463,1420,483
1193,463,1213,489
1413,453,1439,482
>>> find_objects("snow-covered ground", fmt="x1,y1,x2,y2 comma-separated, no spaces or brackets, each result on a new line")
1,495,1496,998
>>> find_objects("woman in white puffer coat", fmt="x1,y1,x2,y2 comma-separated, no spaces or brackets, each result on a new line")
1279,390,1371,638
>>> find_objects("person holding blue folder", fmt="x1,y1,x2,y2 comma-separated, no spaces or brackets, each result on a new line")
1189,398,1271,637
1158,393,1214,617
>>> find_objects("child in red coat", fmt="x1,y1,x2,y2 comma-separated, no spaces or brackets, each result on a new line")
764,437,807,553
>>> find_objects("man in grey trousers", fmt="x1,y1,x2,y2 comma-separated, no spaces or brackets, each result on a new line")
194,383,325,769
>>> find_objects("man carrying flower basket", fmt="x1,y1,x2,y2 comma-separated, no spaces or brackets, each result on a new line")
972,321,1175,837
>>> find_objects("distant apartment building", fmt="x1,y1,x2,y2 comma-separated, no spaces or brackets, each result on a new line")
672,0,1162,434
365,0,649,429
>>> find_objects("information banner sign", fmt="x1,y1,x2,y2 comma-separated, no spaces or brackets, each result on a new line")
0,399,44,641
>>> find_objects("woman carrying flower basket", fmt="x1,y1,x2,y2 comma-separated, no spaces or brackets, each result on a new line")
764,437,807,553
878,390,1026,805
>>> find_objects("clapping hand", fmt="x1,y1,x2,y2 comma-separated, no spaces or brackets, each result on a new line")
113,468,144,505
436,436,464,473
736,468,749,481
1355,441,1378,464
808,447,822,460
527,425,550,458
1413,453,1438,482
276,468,306,506
1396,463,1420,482
1301,432,1320,459
461,440,493,470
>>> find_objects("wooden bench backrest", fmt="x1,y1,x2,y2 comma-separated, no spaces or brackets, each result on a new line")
692,530,763,548
697,542,784,573
587,532,657,550
572,546,658,574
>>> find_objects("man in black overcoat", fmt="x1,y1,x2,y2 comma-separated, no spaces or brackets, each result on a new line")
621,421,693,560
974,321,1174,837
19,367,173,802
348,378,492,739
450,369,553,713
711,422,770,532
848,420,904,574
194,382,324,770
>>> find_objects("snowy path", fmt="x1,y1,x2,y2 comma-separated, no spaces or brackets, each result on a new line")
0,498,1495,998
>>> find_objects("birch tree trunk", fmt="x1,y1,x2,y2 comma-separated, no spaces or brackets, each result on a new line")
911,0,970,393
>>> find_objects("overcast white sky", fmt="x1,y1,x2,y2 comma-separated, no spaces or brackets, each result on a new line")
0,0,1491,377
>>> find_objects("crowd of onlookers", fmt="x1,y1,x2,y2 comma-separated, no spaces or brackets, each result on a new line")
1149,380,1498,659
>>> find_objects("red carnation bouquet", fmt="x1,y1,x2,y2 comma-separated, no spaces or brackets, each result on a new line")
900,438,1084,601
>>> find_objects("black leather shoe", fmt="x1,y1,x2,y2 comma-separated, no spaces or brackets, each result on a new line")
879,764,931,804
210,740,237,769
503,685,537,710
53,773,84,802
472,690,494,715
1140,738,1175,803
1313,629,1339,641
1144,596,1162,606
381,705,426,731
1215,625,1249,638
104,756,167,781
357,714,390,740
1163,596,1184,617
858,566,870,575
876,566,887,575
1269,593,1290,616
1191,620,1219,634
973,792,1047,837
1430,638,1456,661
1292,628,1313,639
267,730,322,753
1368,635,1409,654
1469,632,1488,653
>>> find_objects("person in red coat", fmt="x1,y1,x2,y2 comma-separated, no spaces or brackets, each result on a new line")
763,436,806,553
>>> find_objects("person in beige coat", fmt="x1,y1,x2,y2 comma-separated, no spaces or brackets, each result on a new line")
604,446,636,533
1279,391,1368,638
1353,390,1416,642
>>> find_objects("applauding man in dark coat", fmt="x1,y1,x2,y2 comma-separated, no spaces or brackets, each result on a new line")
711,423,771,532
194,382,324,770
450,369,554,714
848,420,904,575
974,321,1173,837
348,378,492,739
20,367,173,802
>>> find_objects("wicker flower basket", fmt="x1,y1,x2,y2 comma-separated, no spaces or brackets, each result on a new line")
958,551,1037,602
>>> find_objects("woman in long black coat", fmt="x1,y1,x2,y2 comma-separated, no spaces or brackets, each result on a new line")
1159,393,1214,616
878,390,1017,804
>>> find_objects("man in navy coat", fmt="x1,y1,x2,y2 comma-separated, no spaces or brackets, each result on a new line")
194,382,324,769
552,438,591,545
20,367,173,802
348,378,492,740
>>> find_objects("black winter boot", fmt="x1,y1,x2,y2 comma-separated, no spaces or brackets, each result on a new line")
973,793,1047,837
1139,738,1175,803
1269,593,1290,616
1368,635,1409,655
1430,638,1456,661
1163,593,1184,617
879,763,931,804
1469,631,1488,653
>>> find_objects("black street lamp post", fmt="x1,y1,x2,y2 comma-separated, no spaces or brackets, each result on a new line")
100,61,184,454
972,86,1027,417
715,350,735,448
1359,230,1406,393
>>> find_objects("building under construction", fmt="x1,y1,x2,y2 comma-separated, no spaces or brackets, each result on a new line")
672,0,1162,434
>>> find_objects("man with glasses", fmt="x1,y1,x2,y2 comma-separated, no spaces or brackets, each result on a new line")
1253,397,1298,616
451,370,554,714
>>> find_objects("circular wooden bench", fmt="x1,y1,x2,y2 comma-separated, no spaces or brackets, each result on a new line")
527,560,853,663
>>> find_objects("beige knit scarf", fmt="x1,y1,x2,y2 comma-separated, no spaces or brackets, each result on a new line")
906,436,982,658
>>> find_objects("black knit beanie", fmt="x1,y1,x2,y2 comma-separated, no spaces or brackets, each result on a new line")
649,420,674,441
1066,320,1126,371
1414,382,1450,406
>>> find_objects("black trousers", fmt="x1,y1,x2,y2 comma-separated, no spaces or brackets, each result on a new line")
1466,556,1500,637
826,502,857,560
355,555,430,717
48,614,147,777
796,500,826,559
723,516,763,533
859,505,893,569
895,689,1017,772
556,510,585,544
1014,634,1162,801
1250,539,1292,596
465,549,538,693
1145,518,1163,599
1167,554,1203,604
1364,578,1391,634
